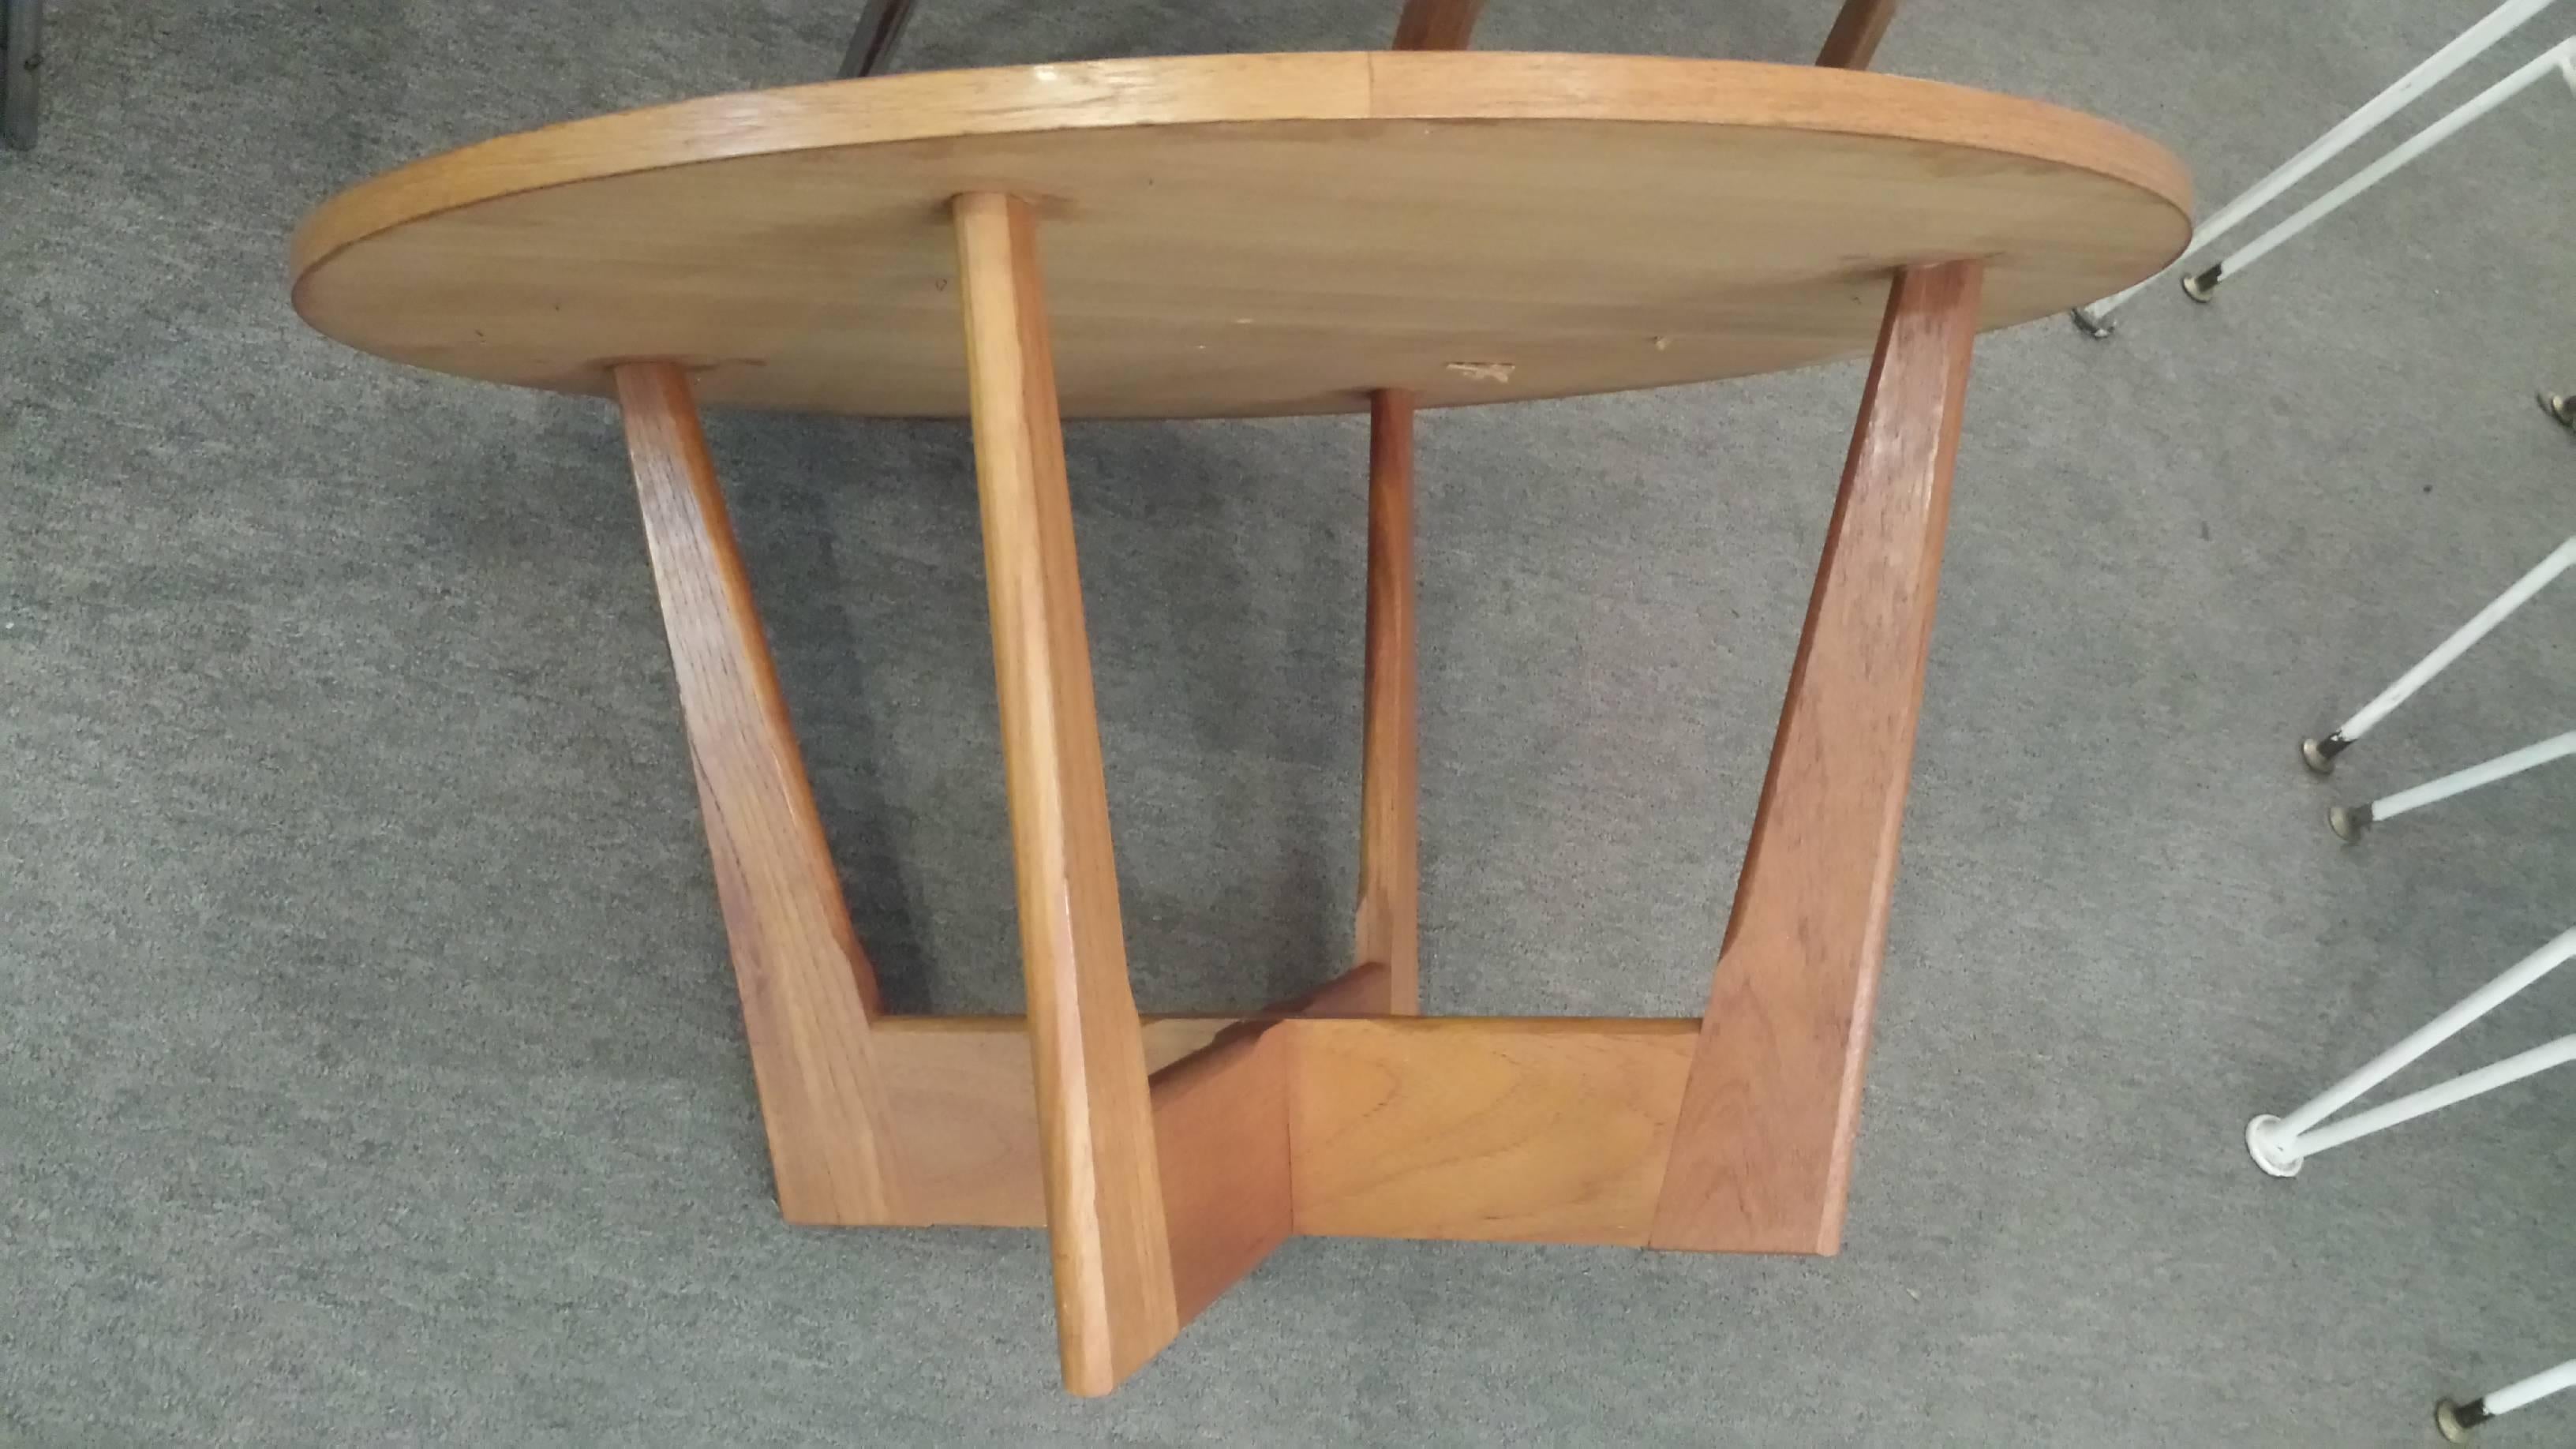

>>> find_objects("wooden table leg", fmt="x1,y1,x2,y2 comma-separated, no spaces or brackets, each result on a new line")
1815,0,1904,69
612,361,907,1227
953,191,1180,1396
1393,0,1485,50
1650,260,1982,1254
1354,389,1423,1014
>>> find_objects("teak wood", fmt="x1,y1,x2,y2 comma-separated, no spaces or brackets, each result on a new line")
291,55,2188,419
613,362,905,1228
1356,390,1421,1015
869,1015,1702,1238
1652,260,1983,1254
955,191,1179,1394
1148,1024,1294,1324
292,53,2188,1398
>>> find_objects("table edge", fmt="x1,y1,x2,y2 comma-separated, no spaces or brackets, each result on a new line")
287,51,2192,290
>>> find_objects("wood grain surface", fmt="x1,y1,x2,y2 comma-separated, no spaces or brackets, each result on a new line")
955,193,1177,1395
1290,1018,1698,1245
613,361,905,1226
1151,1027,1294,1324
872,1016,1250,1228
292,54,2187,418
868,1016,1705,1247
1650,261,1983,1255
1355,391,1422,1014
329,39,2156,1402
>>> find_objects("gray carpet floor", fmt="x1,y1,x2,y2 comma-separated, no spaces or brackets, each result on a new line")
5,2,2573,1444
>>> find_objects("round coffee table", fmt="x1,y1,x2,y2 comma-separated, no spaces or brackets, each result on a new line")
293,52,2188,1396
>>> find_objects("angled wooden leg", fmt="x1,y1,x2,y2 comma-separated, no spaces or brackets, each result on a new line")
1650,260,1982,1255
1815,0,1904,69
1393,0,1485,49
953,192,1179,1397
1354,389,1422,1013
613,361,906,1226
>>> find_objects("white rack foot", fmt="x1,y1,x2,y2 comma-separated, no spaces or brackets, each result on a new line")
2245,1114,2304,1177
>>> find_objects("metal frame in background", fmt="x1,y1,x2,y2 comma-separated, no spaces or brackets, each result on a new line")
2245,927,2576,1178
2169,38,2576,306
2,0,39,151
2301,534,2575,841
2439,1357,2576,1439
841,0,918,79
2069,0,2567,336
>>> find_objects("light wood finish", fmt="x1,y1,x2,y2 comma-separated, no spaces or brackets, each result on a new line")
612,361,904,1226
293,51,2196,1399
868,964,1395,1234
954,192,1177,1395
1651,261,1983,1256
869,1015,1698,1245
867,972,1402,1234
1392,0,1485,50
1816,0,1904,69
1290,1018,1697,1245
1356,391,1422,1014
292,54,2188,420
872,1015,1245,1229
1151,1026,1294,1324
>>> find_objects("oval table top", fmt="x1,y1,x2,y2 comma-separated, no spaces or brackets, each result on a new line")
291,52,2189,419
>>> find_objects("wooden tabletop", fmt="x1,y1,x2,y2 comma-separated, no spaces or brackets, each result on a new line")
292,53,2188,419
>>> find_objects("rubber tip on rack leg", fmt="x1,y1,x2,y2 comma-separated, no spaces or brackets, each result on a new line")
2436,1396,2488,1441
2301,736,2344,776
2245,1115,2303,1178
2181,264,2223,302
2069,306,2115,340
2541,391,2576,429
2327,804,2372,844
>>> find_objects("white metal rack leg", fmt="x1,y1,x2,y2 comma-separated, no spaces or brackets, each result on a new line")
2177,39,2576,302
2439,1358,2576,1440
2302,536,2575,773
2245,927,2576,1177
2069,0,2563,337
2329,730,2576,841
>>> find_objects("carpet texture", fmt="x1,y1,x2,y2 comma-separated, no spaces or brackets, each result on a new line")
3,2,2572,1444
